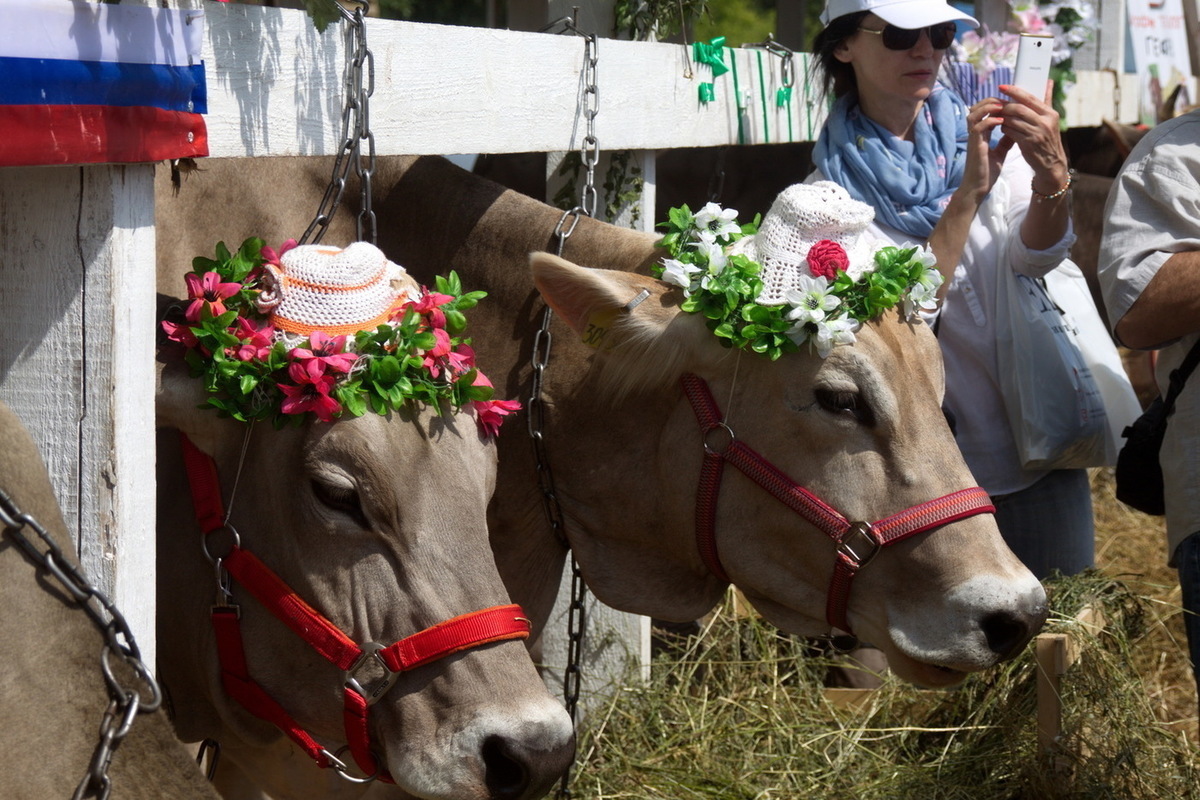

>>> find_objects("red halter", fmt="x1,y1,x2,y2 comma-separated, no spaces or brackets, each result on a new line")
179,433,531,784
681,373,995,635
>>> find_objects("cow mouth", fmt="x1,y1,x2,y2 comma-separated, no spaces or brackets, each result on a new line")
883,648,971,689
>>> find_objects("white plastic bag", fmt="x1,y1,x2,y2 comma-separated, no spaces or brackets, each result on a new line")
996,263,1108,470
1042,261,1143,464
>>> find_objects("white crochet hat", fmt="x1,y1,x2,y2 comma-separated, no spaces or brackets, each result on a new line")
255,241,411,336
730,181,884,306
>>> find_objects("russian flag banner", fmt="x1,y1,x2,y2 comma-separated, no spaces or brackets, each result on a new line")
0,0,208,167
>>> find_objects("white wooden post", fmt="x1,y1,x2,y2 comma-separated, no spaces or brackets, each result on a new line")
0,164,159,667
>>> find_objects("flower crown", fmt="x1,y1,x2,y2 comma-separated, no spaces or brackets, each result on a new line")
653,202,942,359
161,237,520,437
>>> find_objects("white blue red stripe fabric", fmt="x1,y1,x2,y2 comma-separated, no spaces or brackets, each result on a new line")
0,0,208,167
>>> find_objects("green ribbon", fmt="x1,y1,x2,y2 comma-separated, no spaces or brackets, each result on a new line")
692,37,729,78
698,82,716,104
776,86,793,108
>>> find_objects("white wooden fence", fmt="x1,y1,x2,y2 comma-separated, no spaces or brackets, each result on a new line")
0,0,1187,694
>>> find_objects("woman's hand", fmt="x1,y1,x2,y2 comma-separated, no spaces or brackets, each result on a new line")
997,82,1070,196
959,97,1012,203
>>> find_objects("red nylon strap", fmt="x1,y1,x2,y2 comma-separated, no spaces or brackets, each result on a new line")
223,546,364,672
211,608,332,768
182,433,531,782
378,604,531,673
343,688,389,782
680,373,995,635
695,450,732,583
824,487,995,632
179,432,226,535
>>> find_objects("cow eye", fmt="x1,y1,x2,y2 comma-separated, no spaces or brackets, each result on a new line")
312,478,369,528
814,388,875,426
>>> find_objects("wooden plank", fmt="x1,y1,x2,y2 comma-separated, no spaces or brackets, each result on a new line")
197,1,821,158
0,165,158,667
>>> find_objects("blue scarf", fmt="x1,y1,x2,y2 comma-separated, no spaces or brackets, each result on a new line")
813,85,968,239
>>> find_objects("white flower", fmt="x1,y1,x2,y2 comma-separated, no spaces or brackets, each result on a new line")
694,238,728,274
914,243,937,269
902,258,944,317
694,202,741,241
904,279,940,317
812,317,860,357
783,275,840,326
660,258,701,290
784,314,860,357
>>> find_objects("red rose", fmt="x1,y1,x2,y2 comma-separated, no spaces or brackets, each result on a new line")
806,239,849,280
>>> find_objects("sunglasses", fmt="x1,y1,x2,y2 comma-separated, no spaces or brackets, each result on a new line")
857,22,958,51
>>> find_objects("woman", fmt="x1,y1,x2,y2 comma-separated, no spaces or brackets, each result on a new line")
808,0,1091,579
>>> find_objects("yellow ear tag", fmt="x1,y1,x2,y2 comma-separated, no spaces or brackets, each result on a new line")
583,308,618,349
581,289,650,350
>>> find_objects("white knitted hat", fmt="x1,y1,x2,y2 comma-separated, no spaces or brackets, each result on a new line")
729,181,883,306
255,242,411,336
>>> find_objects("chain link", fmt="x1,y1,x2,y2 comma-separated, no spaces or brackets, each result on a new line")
300,1,376,246
539,15,600,800
0,486,161,799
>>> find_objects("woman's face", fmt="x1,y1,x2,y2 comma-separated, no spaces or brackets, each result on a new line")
834,14,946,109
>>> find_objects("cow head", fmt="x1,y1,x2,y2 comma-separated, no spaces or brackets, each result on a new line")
529,252,1047,688
155,249,574,799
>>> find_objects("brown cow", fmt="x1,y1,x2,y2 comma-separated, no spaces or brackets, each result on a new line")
0,400,221,800
153,256,575,799
157,155,1046,696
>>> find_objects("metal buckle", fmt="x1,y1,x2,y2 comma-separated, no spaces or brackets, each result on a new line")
323,747,378,785
837,522,880,569
345,642,400,706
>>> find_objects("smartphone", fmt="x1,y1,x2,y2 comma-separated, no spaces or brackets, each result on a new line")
1011,33,1054,98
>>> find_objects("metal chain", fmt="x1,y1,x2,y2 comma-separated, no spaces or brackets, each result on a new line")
537,15,599,800
0,487,162,800
300,0,376,246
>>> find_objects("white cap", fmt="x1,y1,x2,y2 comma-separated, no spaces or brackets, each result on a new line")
820,0,977,28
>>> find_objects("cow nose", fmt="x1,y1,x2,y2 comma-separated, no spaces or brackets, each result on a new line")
979,608,1041,661
482,729,576,800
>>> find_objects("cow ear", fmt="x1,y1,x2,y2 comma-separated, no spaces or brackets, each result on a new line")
156,355,227,457
530,252,721,394
530,252,676,339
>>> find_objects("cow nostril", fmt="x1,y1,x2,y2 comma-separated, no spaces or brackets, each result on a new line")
482,735,530,800
980,610,1032,660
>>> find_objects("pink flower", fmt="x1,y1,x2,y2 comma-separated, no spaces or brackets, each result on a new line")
423,339,477,380
806,240,850,280
278,360,341,422
290,331,358,374
161,319,200,349
408,291,455,330
184,271,242,322
474,398,522,439
470,370,521,438
261,239,297,267
232,317,275,362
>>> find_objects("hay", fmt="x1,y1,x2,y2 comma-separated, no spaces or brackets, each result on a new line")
569,470,1200,799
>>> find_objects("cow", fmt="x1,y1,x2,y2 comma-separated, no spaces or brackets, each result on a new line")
153,249,575,799
0,399,221,800
156,154,1049,799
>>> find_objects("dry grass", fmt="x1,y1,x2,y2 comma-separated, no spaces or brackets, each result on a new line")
567,467,1200,798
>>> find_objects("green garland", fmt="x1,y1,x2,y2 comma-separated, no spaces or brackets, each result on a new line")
163,237,519,435
654,203,942,360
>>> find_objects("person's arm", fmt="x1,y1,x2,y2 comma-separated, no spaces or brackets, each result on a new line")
1115,251,1200,349
997,82,1071,251
927,98,1011,298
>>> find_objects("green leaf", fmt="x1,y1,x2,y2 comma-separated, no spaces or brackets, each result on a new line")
301,0,340,32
